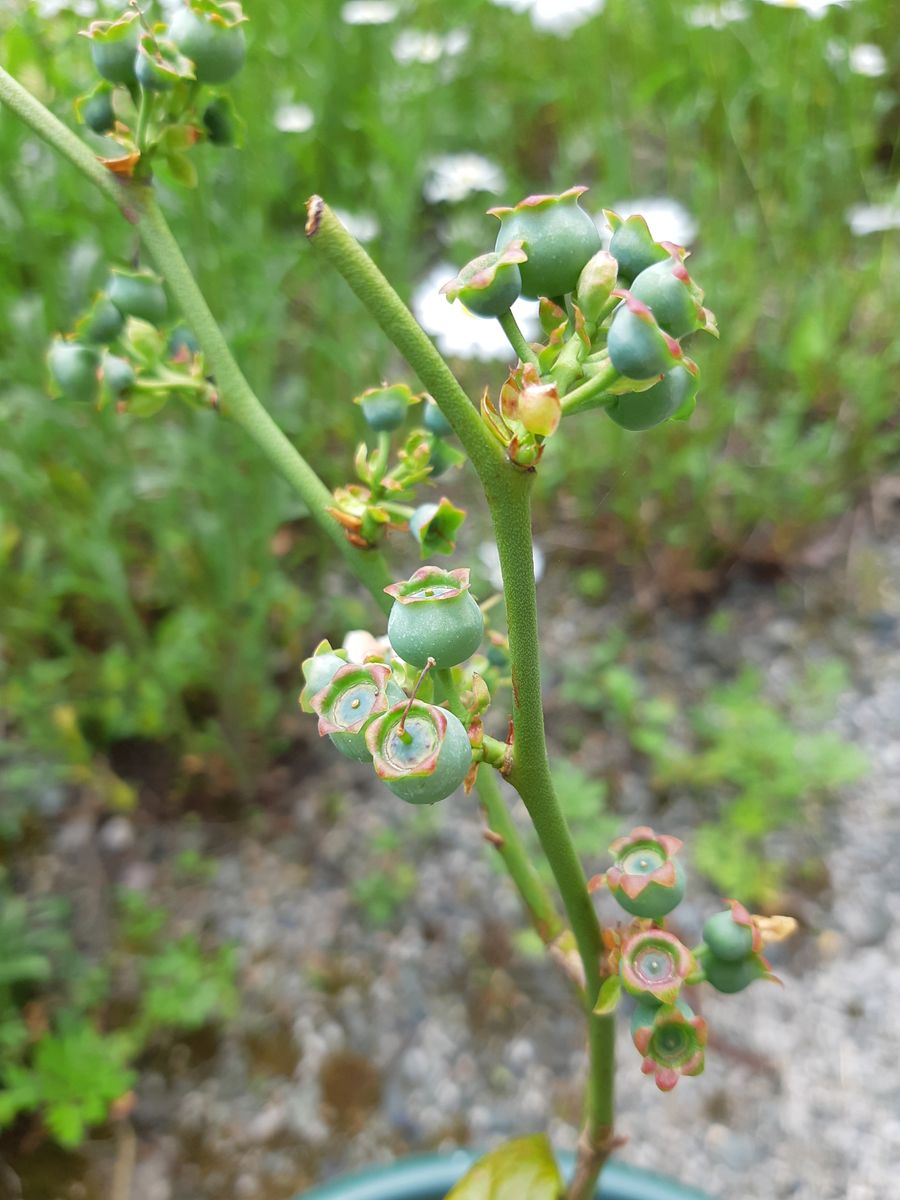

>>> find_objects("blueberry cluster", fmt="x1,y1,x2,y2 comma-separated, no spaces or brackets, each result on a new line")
596,827,783,1092
442,187,718,465
302,567,488,805
47,264,211,415
79,2,248,176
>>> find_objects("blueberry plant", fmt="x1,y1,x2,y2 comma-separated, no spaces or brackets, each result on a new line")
0,7,795,1195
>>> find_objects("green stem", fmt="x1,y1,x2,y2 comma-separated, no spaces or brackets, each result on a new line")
476,769,564,945
489,474,614,1172
0,67,394,615
371,430,391,488
560,364,621,417
135,87,154,156
496,309,540,370
134,190,394,611
0,65,125,208
433,667,466,722
305,198,505,488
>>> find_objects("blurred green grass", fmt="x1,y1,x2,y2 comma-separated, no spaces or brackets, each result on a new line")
1,0,897,804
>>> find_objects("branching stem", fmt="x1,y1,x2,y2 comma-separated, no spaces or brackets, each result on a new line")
0,66,393,614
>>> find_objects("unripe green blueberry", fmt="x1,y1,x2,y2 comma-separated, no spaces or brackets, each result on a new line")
354,383,418,432
48,340,101,404
695,945,771,994
428,437,463,479
82,14,140,86
629,255,705,340
101,353,136,398
108,269,168,326
606,210,669,285
135,35,194,92
202,97,236,146
620,929,693,1006
606,293,682,381
386,566,483,669
169,2,247,84
79,296,125,345
631,999,707,1092
423,400,453,439
606,826,686,919
630,995,694,1040
367,700,472,805
81,87,116,135
702,900,761,963
168,326,199,359
311,663,404,762
489,187,602,299
606,363,699,431
440,243,526,318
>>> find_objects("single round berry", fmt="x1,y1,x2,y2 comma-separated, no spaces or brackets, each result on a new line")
607,295,681,381
606,364,698,431
440,244,526,318
80,296,125,345
631,999,707,1092
490,188,602,299
310,663,403,762
135,34,196,92
386,567,483,669
169,3,247,84
108,269,168,326
84,14,140,86
367,701,472,805
630,257,703,340
606,827,686,920
428,437,459,478
48,340,100,405
168,326,199,359
101,353,136,398
81,88,116,135
703,908,756,963
620,929,692,1005
202,97,236,146
606,210,669,285
696,945,769,994
355,384,417,432
423,400,453,439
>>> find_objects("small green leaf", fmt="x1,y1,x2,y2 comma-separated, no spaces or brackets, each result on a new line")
593,974,623,1016
165,150,199,189
446,1135,563,1200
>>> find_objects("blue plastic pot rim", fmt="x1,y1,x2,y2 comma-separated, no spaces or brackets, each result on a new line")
296,1150,717,1200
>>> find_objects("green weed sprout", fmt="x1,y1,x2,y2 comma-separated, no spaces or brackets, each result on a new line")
0,13,794,1195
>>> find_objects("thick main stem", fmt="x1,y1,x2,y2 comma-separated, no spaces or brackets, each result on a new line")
0,67,393,614
489,473,615,1196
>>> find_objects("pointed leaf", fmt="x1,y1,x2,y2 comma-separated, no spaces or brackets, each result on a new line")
446,1135,563,1200
593,974,623,1016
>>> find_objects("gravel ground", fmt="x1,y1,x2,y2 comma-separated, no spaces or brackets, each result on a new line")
18,529,900,1200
